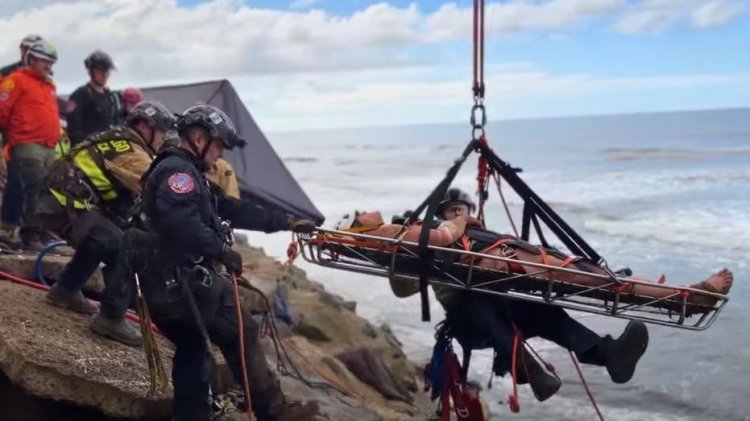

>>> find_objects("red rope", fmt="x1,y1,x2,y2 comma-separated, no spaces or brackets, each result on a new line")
494,173,519,237
231,273,256,421
476,136,490,222
508,329,522,413
0,268,158,331
472,0,485,99
569,351,605,421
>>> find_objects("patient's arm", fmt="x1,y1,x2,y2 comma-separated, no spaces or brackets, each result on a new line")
401,215,475,246
365,215,477,246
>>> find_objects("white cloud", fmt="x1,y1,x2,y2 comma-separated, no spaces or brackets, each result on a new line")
614,0,748,33
0,0,747,130
691,0,747,28
240,63,750,129
1,0,745,87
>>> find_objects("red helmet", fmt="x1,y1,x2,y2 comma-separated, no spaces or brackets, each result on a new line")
122,87,144,106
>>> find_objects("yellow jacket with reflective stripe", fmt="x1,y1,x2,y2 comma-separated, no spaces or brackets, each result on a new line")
206,157,240,199
50,127,153,210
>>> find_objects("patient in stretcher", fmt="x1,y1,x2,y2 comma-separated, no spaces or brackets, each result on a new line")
333,188,734,401
334,194,733,307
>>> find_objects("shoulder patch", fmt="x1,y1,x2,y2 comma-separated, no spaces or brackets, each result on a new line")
1,79,15,91
65,100,77,114
167,172,195,194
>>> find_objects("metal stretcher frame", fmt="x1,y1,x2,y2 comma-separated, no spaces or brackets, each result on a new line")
298,229,729,331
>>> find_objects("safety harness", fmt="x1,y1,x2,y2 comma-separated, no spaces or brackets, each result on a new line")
47,126,146,214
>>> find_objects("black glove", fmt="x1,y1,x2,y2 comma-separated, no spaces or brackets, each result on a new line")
221,246,244,276
289,218,316,234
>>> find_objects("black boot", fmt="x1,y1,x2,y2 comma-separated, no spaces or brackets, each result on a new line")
518,349,560,402
602,320,649,384
46,284,99,314
90,313,143,347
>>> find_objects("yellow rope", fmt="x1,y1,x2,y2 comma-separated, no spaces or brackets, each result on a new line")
135,273,169,394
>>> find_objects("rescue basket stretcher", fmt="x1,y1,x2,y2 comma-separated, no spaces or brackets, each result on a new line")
298,229,728,331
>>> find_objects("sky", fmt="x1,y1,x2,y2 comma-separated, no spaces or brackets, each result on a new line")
1,0,748,131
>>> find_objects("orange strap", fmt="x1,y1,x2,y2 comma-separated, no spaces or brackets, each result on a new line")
311,235,399,253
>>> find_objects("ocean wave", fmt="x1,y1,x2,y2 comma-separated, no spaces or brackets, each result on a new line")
601,146,750,161
283,156,318,163
521,169,750,206
584,203,750,254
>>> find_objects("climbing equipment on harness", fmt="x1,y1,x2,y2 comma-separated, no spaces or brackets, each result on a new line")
424,324,485,421
47,127,146,211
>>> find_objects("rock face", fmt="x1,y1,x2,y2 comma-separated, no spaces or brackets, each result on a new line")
0,241,435,420
0,281,174,420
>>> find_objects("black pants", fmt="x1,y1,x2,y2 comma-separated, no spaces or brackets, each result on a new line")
35,197,132,319
1,161,22,226
445,293,606,374
124,228,284,421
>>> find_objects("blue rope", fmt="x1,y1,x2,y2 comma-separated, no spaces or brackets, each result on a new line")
35,241,68,286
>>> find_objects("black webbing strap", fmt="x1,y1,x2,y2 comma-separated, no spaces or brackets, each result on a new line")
475,142,602,264
409,140,478,322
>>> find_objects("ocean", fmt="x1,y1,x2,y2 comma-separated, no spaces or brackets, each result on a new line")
243,108,750,420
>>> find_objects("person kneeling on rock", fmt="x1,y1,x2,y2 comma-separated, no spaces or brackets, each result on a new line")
36,101,176,347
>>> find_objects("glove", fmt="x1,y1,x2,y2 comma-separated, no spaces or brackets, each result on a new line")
289,218,316,234
221,246,244,276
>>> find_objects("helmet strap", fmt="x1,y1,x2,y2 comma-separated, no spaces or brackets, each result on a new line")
146,127,156,155
185,134,211,163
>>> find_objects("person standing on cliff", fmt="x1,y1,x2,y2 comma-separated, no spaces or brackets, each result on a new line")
134,104,316,420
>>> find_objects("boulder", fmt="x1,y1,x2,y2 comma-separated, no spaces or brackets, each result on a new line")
0,281,173,419
0,240,435,420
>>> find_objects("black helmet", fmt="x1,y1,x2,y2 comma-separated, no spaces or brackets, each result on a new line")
438,188,476,214
84,50,115,70
176,104,245,149
126,101,176,131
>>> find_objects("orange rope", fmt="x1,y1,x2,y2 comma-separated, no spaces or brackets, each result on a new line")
231,273,256,421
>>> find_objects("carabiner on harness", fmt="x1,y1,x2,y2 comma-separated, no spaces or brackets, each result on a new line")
192,265,213,288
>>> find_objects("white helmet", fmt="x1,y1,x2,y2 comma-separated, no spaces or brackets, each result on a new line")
20,34,43,49
25,39,58,63
334,212,356,231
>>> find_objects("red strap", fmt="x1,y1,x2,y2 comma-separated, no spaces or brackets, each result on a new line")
560,256,577,268
441,383,451,421
461,235,472,251
508,328,522,413
447,354,469,419
480,237,513,254
611,282,631,293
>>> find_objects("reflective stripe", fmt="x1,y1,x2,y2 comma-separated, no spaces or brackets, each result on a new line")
55,140,70,158
72,149,118,201
50,188,89,209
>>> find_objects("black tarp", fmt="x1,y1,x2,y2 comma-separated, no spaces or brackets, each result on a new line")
135,79,323,224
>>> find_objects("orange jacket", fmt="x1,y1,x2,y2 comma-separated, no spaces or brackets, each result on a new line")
0,68,60,148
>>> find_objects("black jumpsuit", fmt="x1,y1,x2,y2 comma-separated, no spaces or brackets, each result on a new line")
66,84,122,145
136,147,288,421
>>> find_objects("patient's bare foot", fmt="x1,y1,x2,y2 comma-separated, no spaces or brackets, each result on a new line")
699,268,734,294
